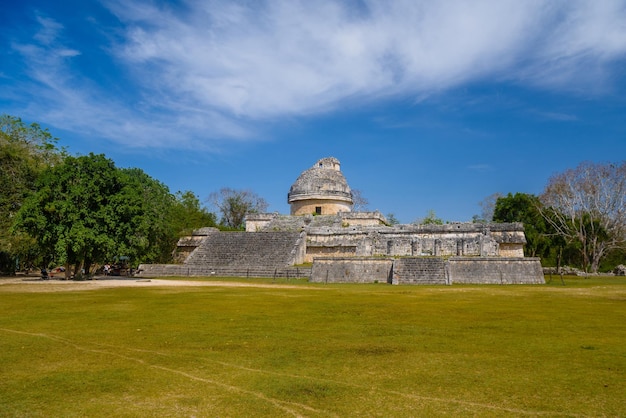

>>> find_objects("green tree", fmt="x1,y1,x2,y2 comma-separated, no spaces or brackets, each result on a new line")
493,193,555,259
111,167,179,265
386,213,400,225
170,191,217,236
0,115,62,166
15,154,121,277
0,115,63,272
14,154,179,277
415,209,443,225
209,188,268,230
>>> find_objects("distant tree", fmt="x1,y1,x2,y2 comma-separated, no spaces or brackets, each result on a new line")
208,188,268,230
386,213,400,225
415,209,443,225
0,114,62,166
540,161,626,273
476,192,503,223
169,191,217,236
351,189,369,211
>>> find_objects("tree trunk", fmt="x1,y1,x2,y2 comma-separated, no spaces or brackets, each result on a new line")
74,261,83,279
64,262,71,280
84,260,92,277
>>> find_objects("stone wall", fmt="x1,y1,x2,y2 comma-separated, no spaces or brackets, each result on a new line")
245,213,279,232
447,257,544,284
246,211,388,232
290,199,353,216
304,222,526,262
172,228,219,262
310,257,393,283
137,264,311,279
309,256,544,285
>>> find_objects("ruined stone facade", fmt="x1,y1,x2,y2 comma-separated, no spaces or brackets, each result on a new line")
138,157,544,284
247,212,526,263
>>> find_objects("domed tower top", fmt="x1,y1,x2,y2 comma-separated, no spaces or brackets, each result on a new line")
288,157,353,216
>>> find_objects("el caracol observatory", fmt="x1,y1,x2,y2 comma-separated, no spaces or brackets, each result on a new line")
287,157,354,216
138,156,545,285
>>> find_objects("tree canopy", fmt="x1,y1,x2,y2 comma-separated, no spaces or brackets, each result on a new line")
0,115,63,272
13,154,183,276
493,193,555,259
170,191,217,237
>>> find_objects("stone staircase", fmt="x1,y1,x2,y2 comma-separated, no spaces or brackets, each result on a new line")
137,230,310,279
392,258,448,285
184,231,304,269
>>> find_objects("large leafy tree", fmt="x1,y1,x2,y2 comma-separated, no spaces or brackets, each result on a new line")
15,154,121,277
540,161,626,273
208,188,268,230
0,115,63,272
14,154,180,276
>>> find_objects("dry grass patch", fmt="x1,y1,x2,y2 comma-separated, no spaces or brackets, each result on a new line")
1,276,625,416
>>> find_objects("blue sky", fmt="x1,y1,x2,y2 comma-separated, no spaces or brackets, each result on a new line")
2,0,625,223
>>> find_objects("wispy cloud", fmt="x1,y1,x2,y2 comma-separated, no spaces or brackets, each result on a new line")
468,164,493,173
5,0,626,149
530,110,579,122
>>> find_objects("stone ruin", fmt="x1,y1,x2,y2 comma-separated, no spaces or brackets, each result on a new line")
138,157,544,284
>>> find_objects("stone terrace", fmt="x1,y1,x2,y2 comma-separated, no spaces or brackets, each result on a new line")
138,231,310,279
185,231,304,268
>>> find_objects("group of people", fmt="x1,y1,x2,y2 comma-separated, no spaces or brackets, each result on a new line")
38,263,123,279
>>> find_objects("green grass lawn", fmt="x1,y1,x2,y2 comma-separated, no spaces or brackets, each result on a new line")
1,276,625,417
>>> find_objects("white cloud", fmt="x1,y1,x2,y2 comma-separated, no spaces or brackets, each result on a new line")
107,0,626,116
7,0,626,149
7,12,253,149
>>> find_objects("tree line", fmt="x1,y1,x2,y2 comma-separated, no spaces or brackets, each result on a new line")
488,161,626,274
2,114,624,275
0,115,264,277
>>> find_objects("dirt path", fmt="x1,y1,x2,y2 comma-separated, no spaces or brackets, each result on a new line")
0,276,310,293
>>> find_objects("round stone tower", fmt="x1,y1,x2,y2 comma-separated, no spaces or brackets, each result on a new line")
288,157,353,216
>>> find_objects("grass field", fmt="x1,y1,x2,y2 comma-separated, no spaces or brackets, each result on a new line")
1,276,625,417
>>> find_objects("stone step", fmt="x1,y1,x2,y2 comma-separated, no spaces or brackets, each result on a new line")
392,258,447,285
184,231,303,269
